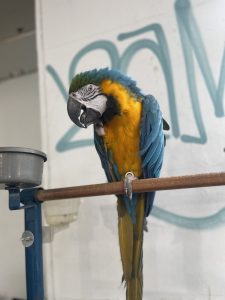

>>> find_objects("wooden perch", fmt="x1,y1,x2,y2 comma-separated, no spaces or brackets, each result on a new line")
36,172,225,202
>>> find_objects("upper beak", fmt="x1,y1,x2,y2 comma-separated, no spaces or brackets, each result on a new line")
67,94,86,128
67,93,101,128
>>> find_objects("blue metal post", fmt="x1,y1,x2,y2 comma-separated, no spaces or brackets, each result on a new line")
23,189,44,300
9,189,44,300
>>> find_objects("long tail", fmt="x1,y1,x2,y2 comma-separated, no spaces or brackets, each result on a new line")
117,194,145,300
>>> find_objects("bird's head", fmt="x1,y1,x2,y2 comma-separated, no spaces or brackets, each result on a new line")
67,68,142,129
67,83,107,128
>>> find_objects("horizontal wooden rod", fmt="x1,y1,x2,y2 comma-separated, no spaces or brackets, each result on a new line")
36,172,225,202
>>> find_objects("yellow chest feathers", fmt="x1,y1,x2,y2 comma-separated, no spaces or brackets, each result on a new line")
100,80,142,177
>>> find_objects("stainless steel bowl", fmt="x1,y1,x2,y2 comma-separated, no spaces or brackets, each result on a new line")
0,147,47,189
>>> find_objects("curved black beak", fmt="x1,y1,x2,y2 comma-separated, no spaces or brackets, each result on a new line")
67,95,86,128
67,94,101,128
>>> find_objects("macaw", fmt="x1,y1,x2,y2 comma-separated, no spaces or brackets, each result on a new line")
67,68,169,300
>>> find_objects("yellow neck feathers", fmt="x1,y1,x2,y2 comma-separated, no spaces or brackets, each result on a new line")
100,80,142,177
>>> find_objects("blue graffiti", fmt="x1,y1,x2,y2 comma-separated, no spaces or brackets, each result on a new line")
46,0,225,230
175,0,225,143
151,206,225,230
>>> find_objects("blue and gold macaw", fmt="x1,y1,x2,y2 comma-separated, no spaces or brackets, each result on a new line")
67,68,169,300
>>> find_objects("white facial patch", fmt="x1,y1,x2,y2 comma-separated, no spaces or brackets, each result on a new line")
84,94,107,114
73,84,107,116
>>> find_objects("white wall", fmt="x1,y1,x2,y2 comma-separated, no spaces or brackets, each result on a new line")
0,73,41,299
35,0,225,299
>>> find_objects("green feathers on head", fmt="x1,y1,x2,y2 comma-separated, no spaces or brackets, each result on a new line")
69,68,143,97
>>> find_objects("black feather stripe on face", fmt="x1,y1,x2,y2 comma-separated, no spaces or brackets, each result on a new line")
101,94,121,124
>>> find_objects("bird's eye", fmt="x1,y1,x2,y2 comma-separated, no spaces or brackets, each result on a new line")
87,85,93,91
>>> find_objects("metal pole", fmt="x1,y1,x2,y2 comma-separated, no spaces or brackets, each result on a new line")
21,189,44,300
36,172,225,201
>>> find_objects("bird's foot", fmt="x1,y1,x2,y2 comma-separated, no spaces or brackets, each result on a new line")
124,172,137,200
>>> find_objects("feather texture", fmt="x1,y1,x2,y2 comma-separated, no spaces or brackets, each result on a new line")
69,68,167,300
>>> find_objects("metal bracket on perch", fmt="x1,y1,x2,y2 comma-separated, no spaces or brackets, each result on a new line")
124,171,137,200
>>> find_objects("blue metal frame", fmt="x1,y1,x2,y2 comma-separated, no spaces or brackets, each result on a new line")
9,188,44,300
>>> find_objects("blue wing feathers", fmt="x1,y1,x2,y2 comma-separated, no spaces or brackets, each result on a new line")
140,98,162,153
154,143,164,177
140,95,165,217
139,121,162,156
145,135,164,170
141,123,163,167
